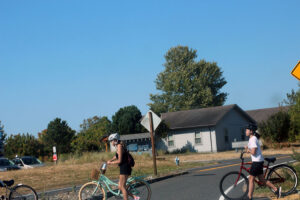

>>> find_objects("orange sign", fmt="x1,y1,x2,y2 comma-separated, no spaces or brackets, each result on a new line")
291,61,300,80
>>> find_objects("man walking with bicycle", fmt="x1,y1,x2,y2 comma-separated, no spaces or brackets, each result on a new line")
244,124,281,199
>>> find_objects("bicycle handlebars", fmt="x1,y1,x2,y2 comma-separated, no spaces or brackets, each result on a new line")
100,162,107,174
240,151,245,161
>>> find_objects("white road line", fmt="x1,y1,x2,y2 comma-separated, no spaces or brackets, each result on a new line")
219,175,249,200
218,160,296,200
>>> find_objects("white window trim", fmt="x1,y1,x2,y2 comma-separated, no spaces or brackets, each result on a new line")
195,131,202,145
167,133,175,147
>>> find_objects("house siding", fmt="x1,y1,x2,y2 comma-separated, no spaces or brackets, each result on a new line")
160,127,217,153
215,109,250,151
160,108,252,152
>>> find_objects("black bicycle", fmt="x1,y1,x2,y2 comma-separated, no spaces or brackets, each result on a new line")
0,179,38,200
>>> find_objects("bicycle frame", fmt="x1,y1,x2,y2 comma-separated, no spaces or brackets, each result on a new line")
93,173,148,198
235,152,272,187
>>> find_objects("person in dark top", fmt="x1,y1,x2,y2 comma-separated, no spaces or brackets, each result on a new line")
107,133,137,200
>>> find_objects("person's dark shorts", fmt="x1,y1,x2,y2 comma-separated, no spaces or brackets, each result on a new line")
250,161,264,176
119,163,132,175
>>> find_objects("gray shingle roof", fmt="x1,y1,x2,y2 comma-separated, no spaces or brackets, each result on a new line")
120,132,150,141
246,106,289,124
161,104,255,130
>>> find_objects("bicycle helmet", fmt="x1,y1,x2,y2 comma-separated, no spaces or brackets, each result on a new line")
245,123,257,132
108,133,120,141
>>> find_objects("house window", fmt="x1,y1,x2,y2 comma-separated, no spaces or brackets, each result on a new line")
195,131,202,144
224,128,229,143
241,128,245,141
168,134,174,147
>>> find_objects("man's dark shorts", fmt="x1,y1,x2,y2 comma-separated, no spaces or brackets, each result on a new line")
250,161,264,176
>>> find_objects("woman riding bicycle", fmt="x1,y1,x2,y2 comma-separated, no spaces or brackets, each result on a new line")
107,133,139,200
244,123,281,199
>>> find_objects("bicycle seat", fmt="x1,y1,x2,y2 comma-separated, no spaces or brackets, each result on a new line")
3,180,14,187
265,157,276,163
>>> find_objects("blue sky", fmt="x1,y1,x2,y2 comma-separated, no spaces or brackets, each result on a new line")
0,0,299,135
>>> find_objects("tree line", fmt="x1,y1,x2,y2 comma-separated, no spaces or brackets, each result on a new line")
259,85,300,143
3,105,145,158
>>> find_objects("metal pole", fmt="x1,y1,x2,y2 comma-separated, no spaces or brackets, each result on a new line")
149,112,157,176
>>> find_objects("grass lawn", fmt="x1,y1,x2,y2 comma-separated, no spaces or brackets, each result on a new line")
0,152,217,194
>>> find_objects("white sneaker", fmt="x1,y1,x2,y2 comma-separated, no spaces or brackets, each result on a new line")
275,186,281,199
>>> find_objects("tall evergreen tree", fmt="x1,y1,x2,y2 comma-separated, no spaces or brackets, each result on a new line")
42,118,75,154
112,105,144,135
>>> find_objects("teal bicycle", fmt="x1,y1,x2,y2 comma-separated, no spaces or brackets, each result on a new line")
78,164,151,200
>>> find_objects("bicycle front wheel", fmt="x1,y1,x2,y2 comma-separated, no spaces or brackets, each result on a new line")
219,171,249,200
78,182,106,200
9,184,38,200
127,180,151,200
267,164,298,196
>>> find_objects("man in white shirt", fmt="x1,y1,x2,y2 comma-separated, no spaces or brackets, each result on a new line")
244,124,281,199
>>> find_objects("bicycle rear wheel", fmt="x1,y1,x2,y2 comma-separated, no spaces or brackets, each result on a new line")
267,164,298,196
127,180,151,200
9,184,38,200
78,182,106,200
219,171,249,200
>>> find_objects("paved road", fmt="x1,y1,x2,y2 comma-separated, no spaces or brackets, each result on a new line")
150,154,294,200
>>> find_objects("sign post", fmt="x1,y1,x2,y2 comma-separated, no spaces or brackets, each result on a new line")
148,112,157,176
53,146,57,164
141,110,161,176
291,61,300,80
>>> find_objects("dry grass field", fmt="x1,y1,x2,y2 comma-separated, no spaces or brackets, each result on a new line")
171,147,300,162
272,194,300,200
0,152,215,194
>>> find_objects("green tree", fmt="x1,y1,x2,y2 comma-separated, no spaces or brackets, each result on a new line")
112,105,144,135
42,118,75,154
37,129,47,157
0,121,5,140
4,133,41,158
259,110,290,143
71,116,111,152
149,45,227,114
0,121,7,157
285,85,300,141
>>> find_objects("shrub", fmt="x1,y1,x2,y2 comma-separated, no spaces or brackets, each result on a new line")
259,110,290,143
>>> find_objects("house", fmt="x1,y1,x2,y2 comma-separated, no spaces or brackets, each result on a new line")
157,104,256,152
110,132,152,152
246,106,289,124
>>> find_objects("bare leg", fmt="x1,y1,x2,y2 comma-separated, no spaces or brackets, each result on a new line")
119,175,129,200
248,175,255,199
257,174,277,191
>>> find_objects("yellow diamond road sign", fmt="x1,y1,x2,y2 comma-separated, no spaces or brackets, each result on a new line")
291,61,300,80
